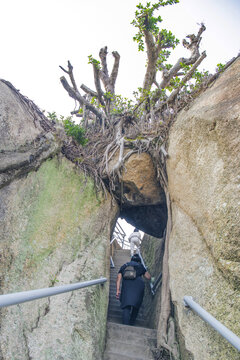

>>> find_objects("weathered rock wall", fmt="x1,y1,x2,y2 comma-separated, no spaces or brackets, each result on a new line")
0,82,119,360
0,157,117,360
167,58,240,359
140,234,164,329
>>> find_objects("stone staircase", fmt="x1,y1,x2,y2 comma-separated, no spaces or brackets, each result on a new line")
104,249,157,360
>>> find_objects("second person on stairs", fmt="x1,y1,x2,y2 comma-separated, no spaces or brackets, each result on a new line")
128,228,142,257
116,253,151,326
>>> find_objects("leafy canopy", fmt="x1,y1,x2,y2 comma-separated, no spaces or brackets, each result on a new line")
131,0,179,51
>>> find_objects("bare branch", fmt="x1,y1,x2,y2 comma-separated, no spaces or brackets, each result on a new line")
59,61,78,92
183,23,206,59
80,84,98,97
59,65,69,74
60,76,104,121
67,61,78,92
166,51,207,103
92,64,105,106
110,51,120,91
97,47,120,95
143,29,159,91
154,50,207,114
158,25,206,91
99,46,110,90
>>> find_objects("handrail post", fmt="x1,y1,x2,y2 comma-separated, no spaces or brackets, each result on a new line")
184,296,240,352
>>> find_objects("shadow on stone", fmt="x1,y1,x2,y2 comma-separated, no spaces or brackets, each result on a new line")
120,202,167,238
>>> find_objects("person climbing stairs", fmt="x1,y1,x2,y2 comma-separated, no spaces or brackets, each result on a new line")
104,249,157,360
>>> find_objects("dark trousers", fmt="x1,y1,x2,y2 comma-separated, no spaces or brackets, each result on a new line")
122,306,139,326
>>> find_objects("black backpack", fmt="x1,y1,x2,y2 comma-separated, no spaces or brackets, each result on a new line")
123,265,136,280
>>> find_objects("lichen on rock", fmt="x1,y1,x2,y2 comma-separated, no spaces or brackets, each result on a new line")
0,156,117,360
167,58,240,359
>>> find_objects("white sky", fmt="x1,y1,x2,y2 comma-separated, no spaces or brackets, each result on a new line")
1,0,239,119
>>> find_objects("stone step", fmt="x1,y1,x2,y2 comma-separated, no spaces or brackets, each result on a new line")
107,321,157,337
108,304,145,318
106,325,156,345
108,321,155,333
104,250,157,359
107,310,145,323
114,250,130,254
112,258,130,263
104,339,155,359
108,314,146,327
104,352,151,360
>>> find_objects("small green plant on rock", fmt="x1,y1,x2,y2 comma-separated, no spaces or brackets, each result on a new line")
47,112,88,146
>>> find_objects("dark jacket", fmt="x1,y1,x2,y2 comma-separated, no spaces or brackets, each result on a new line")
118,260,146,309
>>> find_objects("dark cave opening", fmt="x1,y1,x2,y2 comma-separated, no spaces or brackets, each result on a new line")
119,199,168,238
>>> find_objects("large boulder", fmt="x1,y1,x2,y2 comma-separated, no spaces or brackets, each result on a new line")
108,151,165,206
120,152,165,206
167,58,240,359
108,151,167,236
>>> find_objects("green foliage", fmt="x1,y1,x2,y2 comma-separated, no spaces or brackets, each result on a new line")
216,63,225,73
63,117,88,146
156,50,171,70
88,55,101,70
50,275,59,287
47,112,88,146
111,94,134,114
159,28,179,48
192,69,209,84
131,0,179,52
47,111,59,122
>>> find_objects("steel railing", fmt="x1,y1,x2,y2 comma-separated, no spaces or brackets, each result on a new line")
138,250,147,269
110,255,115,268
111,221,127,248
0,278,107,308
110,221,128,268
150,272,162,295
184,296,240,352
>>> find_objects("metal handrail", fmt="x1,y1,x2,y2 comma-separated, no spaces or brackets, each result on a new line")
111,221,127,248
150,272,162,295
0,278,107,308
110,237,117,245
110,256,115,268
184,296,240,352
138,250,147,269
138,250,162,296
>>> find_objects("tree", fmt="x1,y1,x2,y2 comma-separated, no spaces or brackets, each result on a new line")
59,1,208,181
59,1,231,357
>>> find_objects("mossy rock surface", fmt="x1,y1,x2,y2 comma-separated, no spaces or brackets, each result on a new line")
0,156,118,360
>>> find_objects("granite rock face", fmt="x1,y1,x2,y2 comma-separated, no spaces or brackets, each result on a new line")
167,58,240,359
0,157,117,360
0,80,59,189
0,81,118,360
0,80,42,151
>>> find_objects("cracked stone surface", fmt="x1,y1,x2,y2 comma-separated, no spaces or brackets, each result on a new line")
0,157,118,360
167,58,240,360
0,80,61,189
0,81,119,359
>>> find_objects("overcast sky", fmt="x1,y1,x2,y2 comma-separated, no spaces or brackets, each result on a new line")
1,0,239,118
